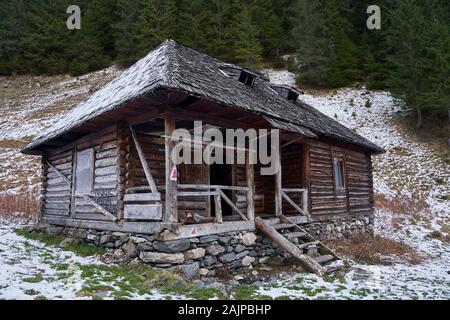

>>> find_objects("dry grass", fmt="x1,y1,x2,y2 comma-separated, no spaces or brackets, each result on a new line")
0,193,40,222
327,235,425,266
374,193,429,216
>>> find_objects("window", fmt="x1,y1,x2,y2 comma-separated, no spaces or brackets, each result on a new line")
75,148,94,194
238,71,255,86
333,157,346,189
287,90,299,102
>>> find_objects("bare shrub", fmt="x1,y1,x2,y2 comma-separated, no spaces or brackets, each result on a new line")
374,193,429,215
327,235,425,266
0,193,40,223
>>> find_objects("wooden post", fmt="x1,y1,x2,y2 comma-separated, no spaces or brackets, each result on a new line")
302,142,311,217
245,150,255,221
302,189,309,216
40,157,49,220
274,135,282,217
164,113,178,223
214,189,223,223
117,123,129,221
255,217,325,276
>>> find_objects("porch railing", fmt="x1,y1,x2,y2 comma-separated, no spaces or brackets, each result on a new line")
177,184,250,223
280,188,310,218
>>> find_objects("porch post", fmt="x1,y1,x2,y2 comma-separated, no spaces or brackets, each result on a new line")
245,149,255,221
164,113,178,223
275,134,282,217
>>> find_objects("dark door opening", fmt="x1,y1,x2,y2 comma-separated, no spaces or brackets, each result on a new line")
210,163,233,216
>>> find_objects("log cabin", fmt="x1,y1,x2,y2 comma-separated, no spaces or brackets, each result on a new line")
22,40,384,275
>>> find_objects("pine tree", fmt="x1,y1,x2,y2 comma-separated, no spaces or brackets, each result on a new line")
291,0,329,86
114,0,139,66
227,0,263,67
134,0,177,58
250,0,284,57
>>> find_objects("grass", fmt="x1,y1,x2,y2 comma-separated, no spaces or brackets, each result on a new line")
327,235,425,265
0,193,40,222
15,227,106,257
23,274,44,283
76,263,225,300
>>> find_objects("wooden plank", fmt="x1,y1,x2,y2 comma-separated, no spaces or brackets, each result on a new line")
124,193,161,202
281,190,306,215
130,125,159,195
164,114,177,223
274,136,282,217
219,190,248,221
255,217,325,276
83,195,118,222
124,204,163,220
214,189,223,223
246,150,255,221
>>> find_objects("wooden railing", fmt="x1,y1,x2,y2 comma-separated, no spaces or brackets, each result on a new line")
281,188,310,218
177,184,250,223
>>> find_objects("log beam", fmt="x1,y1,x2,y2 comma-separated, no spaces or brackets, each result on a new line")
164,113,178,223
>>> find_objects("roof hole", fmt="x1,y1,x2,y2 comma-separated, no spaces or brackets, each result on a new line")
238,71,255,86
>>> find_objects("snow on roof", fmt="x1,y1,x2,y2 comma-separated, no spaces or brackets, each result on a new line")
22,40,383,154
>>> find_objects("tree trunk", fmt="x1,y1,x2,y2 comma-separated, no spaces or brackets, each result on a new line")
416,108,423,129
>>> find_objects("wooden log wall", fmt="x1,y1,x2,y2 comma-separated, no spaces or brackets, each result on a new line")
127,133,166,201
308,140,373,217
74,126,119,221
178,162,209,216
281,144,304,215
42,149,73,217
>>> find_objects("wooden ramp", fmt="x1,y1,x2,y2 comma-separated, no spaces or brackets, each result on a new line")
255,216,342,276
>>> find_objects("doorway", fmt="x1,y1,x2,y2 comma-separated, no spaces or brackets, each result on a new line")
209,163,233,216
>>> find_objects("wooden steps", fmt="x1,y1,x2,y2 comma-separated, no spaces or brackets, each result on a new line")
256,216,343,276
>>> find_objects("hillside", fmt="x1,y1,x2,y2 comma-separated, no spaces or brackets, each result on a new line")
0,68,449,299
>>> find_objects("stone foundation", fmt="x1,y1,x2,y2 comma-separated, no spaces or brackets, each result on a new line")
46,215,373,278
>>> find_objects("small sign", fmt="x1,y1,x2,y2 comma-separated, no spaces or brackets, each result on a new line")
191,227,197,236
170,166,177,181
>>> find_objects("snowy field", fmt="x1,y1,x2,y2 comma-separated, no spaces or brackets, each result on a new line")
0,69,448,300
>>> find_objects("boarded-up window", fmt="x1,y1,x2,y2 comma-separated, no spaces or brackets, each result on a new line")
333,157,346,189
75,148,94,194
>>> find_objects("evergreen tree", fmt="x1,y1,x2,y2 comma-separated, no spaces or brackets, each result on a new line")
291,0,329,86
134,0,177,58
114,0,139,66
250,0,284,57
227,0,263,66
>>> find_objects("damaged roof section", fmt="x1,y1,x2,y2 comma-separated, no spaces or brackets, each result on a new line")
22,39,384,154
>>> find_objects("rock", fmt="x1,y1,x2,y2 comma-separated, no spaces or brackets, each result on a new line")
236,250,249,259
86,234,97,241
130,236,147,244
219,252,237,264
123,241,138,258
206,244,225,256
29,223,47,233
47,225,64,236
172,262,200,279
153,239,191,253
140,252,184,264
199,268,209,277
184,248,206,260
112,232,128,237
190,238,200,243
114,249,125,258
137,242,153,252
59,238,77,248
199,235,219,244
226,246,234,253
193,279,206,287
259,256,270,264
202,255,217,267
218,236,231,245
241,232,257,246
234,244,246,253
205,282,227,295
100,234,113,245
242,256,255,267
249,250,258,257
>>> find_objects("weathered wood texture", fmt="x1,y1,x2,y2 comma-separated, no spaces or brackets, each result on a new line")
308,140,373,217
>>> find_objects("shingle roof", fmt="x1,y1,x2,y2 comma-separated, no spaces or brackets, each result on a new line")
22,40,383,154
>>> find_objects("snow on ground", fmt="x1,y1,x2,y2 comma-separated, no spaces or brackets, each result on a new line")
261,69,450,300
0,223,178,300
0,68,448,300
